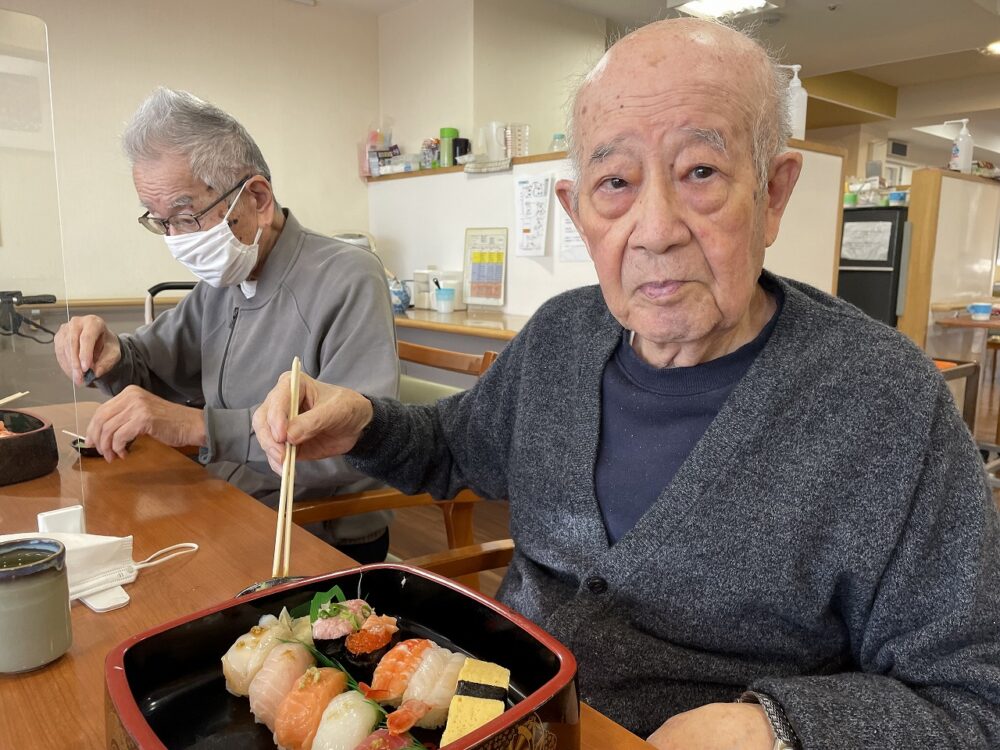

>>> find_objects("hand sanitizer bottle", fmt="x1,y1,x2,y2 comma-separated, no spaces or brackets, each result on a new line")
781,64,808,140
944,119,974,174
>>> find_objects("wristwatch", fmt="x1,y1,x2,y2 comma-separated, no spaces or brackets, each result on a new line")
738,691,800,750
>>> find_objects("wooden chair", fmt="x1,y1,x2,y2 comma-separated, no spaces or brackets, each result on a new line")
933,359,979,432
406,539,515,590
988,336,1000,379
291,341,499,576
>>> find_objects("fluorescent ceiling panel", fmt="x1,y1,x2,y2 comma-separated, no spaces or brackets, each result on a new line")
666,0,784,19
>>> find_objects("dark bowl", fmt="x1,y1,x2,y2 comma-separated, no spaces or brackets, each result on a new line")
70,437,135,458
105,564,579,750
0,409,59,486
71,437,102,458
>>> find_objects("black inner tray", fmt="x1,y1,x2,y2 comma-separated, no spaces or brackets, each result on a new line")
122,567,561,749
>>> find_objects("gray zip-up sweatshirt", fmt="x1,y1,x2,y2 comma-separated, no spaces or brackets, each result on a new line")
100,210,399,541
349,274,1000,747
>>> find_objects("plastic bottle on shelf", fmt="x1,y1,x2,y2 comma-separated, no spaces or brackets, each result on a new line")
781,64,808,140
944,119,974,174
549,133,567,152
439,127,458,167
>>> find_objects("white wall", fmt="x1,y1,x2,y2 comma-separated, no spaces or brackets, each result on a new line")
472,0,605,155
763,146,844,294
1,0,380,300
929,174,1000,306
378,0,474,154
378,0,606,157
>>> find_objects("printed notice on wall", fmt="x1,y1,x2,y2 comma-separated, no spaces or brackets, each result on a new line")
463,227,508,307
841,221,892,262
558,206,587,262
514,174,551,257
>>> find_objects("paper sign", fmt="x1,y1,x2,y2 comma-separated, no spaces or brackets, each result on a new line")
841,221,892,262
514,174,551,257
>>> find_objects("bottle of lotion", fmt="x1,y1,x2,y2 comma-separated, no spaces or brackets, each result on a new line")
944,119,974,174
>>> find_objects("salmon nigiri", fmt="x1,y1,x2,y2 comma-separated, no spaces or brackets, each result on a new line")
363,639,436,706
273,667,348,750
248,642,315,732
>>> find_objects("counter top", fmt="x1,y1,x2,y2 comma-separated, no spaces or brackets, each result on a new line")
395,308,529,341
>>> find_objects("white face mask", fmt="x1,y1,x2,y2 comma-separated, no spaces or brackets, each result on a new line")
0,531,197,607
164,181,263,289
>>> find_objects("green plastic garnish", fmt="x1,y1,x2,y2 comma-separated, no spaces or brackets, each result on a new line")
307,584,347,623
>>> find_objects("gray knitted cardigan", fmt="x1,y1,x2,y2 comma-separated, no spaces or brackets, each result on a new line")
350,274,1000,748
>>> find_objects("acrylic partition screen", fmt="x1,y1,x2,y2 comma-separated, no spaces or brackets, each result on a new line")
0,10,82,444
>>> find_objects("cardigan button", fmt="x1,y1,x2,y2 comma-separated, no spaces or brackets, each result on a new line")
585,576,608,594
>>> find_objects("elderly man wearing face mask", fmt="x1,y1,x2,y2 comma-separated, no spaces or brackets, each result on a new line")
53,88,399,563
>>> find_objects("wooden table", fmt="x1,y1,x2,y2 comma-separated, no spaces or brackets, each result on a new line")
0,402,651,749
935,314,1000,331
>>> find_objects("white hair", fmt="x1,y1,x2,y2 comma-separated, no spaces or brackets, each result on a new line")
567,20,791,198
122,87,272,195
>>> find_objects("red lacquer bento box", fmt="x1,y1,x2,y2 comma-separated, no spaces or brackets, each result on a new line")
105,564,579,750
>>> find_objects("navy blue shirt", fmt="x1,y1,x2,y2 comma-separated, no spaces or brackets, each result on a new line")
595,286,784,544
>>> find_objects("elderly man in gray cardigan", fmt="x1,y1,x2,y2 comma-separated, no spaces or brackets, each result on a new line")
255,19,1000,750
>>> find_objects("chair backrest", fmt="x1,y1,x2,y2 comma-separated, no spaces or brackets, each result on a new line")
398,341,498,376
397,342,498,404
144,282,197,325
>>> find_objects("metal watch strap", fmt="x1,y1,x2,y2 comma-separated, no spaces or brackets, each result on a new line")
738,690,800,749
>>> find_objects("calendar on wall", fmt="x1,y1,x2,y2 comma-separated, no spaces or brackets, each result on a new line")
463,227,508,307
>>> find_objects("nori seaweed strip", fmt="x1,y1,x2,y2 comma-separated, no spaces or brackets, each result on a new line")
455,680,508,702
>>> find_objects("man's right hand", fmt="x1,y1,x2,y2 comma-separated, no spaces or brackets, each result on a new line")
253,371,375,474
54,315,122,386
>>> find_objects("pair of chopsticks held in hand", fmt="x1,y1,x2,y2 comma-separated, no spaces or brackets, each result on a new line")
272,357,302,579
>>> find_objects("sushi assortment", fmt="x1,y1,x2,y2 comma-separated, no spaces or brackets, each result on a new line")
220,585,512,750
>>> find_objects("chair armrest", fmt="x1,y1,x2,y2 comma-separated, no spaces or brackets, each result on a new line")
291,487,482,526
405,539,514,579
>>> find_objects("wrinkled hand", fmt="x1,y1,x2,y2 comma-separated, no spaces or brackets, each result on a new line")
86,385,206,461
54,315,121,386
647,703,773,750
252,371,373,473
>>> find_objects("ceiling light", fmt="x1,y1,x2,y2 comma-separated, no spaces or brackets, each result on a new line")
667,0,784,19
984,40,1000,55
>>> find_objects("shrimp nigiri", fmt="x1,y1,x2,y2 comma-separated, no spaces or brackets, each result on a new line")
273,667,348,750
311,690,381,750
354,728,417,750
248,642,315,732
363,639,436,706
222,610,295,696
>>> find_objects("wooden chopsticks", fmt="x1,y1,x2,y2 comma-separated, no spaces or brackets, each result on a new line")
0,391,29,408
272,357,302,579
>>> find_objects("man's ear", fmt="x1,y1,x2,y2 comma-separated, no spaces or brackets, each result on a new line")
763,151,803,247
246,177,275,226
555,178,592,258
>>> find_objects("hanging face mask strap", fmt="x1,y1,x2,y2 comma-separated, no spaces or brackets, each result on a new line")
134,542,199,570
223,178,264,246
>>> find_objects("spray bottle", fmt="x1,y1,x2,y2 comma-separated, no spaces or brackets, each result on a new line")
781,64,808,140
944,119,974,174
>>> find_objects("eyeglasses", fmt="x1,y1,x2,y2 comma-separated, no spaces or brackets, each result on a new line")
138,175,251,236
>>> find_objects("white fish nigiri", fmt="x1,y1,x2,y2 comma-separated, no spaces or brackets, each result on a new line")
221,610,295,696
311,690,380,750
248,642,315,732
401,649,467,728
